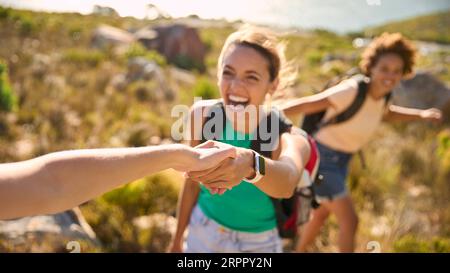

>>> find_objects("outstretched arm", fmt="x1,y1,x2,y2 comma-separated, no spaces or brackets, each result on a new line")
0,143,235,220
383,105,442,123
281,94,331,121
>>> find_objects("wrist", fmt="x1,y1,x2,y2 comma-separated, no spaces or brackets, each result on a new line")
243,149,256,179
170,144,194,171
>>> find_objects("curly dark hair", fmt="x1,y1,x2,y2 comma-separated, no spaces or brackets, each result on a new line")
359,32,417,76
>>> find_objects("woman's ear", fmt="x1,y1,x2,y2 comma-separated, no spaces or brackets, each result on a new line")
268,78,279,95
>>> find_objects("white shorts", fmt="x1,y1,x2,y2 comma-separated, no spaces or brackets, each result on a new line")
184,205,282,253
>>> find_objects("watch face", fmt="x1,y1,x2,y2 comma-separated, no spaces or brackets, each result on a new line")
258,155,266,176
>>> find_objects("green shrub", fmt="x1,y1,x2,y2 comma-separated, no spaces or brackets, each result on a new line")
80,171,181,252
192,77,219,100
393,235,450,253
173,54,204,72
62,49,105,67
0,61,17,112
125,43,167,67
0,6,11,19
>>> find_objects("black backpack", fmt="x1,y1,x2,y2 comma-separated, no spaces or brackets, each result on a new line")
302,74,391,135
200,101,306,238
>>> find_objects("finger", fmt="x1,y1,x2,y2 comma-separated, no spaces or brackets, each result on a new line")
191,167,230,184
209,187,219,194
187,158,230,178
203,180,235,189
208,187,228,195
195,140,216,149
197,172,230,185
203,181,230,190
201,145,237,160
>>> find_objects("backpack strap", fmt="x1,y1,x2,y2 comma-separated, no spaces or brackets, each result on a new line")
319,75,369,128
201,101,226,143
250,107,292,158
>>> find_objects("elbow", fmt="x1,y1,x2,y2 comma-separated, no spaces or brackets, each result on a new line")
280,187,296,199
281,169,301,199
275,173,299,199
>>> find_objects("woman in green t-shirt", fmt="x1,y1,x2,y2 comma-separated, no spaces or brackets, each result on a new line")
171,25,312,253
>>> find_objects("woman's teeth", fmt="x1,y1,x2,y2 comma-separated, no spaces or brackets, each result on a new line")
228,95,248,104
227,95,249,112
228,95,249,106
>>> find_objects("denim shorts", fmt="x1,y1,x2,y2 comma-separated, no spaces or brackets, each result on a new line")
184,205,282,253
312,141,353,201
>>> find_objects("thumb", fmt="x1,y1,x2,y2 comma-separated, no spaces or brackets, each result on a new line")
205,146,237,162
196,140,215,149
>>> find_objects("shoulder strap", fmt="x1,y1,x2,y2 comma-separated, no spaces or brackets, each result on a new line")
320,75,369,128
384,92,392,106
251,107,292,158
201,101,226,143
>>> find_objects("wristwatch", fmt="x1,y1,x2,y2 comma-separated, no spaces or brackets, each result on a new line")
243,151,266,184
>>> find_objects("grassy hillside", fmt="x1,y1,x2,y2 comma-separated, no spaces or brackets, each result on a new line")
0,6,449,252
365,10,450,44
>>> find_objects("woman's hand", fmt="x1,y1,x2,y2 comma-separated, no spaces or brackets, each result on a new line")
174,141,237,172
420,108,443,124
186,143,255,191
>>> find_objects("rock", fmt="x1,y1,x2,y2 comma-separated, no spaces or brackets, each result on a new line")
127,57,161,82
30,54,51,78
392,72,450,109
149,136,162,145
133,28,158,48
0,208,100,252
92,5,119,17
124,57,174,101
110,73,127,91
136,24,206,71
132,213,177,252
14,138,35,159
91,25,135,50
169,67,196,85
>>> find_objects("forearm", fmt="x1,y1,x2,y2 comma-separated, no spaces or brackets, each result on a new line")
282,96,330,120
173,179,200,243
254,157,302,199
254,135,309,199
385,105,423,122
0,145,190,219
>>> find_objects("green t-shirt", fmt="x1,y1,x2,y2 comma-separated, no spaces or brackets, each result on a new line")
197,118,276,233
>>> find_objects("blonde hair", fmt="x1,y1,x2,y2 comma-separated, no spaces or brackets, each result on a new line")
217,25,297,94
360,32,417,76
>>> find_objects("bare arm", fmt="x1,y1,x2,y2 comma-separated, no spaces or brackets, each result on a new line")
384,105,442,123
0,143,235,220
281,93,332,121
253,132,310,198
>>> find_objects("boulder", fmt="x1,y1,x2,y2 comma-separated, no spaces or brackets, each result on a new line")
91,25,135,50
392,72,450,109
92,5,119,17
132,213,177,252
136,24,206,71
0,208,100,252
127,57,161,82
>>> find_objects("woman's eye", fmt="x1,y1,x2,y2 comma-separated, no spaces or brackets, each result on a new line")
223,70,233,76
247,76,259,82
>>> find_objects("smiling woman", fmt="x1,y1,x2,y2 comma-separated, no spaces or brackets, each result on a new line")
170,25,314,253
281,32,442,253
